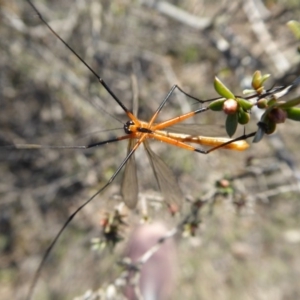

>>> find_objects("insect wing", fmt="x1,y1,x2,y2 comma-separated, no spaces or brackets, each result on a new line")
143,140,183,210
121,138,139,208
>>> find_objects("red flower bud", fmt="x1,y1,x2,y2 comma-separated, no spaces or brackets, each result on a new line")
223,99,238,115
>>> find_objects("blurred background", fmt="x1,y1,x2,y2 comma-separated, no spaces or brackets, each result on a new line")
1,0,300,299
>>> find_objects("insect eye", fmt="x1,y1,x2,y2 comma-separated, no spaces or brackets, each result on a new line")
124,120,135,134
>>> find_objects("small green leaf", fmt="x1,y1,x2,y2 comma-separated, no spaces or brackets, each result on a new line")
251,71,270,91
261,74,271,85
287,20,300,40
252,70,262,90
286,107,300,121
267,98,277,107
257,98,268,109
238,108,250,125
278,96,300,109
214,77,235,99
242,89,255,95
208,98,226,111
237,98,253,111
225,113,238,137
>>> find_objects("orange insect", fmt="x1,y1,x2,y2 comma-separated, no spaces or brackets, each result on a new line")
3,1,261,299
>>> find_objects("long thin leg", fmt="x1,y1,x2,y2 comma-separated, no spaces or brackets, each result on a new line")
150,132,207,153
175,85,221,103
152,107,208,131
26,0,132,117
2,135,132,150
148,85,210,126
25,133,148,300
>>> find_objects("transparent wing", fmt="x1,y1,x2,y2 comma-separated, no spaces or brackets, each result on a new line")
120,75,140,208
143,140,183,210
121,138,139,209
